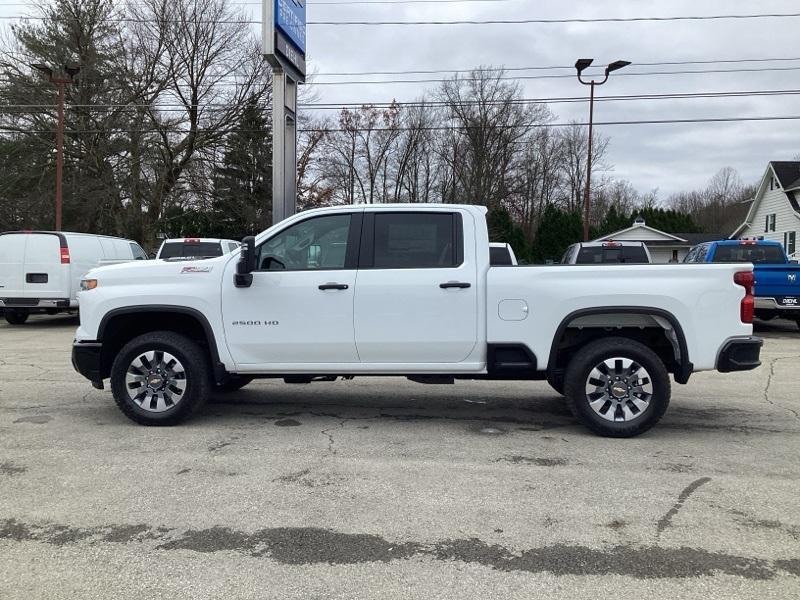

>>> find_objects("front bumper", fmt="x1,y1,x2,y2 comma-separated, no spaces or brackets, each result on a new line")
71,341,104,389
716,336,763,373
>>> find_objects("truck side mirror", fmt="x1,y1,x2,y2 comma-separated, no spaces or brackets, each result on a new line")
234,236,257,288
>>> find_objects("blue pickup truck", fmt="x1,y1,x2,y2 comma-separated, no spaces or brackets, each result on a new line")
685,239,800,326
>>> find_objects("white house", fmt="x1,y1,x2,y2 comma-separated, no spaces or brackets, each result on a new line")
593,217,724,263
731,161,800,257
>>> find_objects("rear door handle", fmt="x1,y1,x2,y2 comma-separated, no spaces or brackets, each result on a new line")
319,283,349,290
439,282,471,289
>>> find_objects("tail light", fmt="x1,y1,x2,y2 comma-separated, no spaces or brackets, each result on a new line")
734,271,754,323
60,247,70,264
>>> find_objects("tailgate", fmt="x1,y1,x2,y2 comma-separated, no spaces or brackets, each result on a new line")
753,264,800,300
0,233,28,297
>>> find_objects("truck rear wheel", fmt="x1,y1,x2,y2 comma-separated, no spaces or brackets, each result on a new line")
563,337,670,438
4,309,29,325
110,332,210,426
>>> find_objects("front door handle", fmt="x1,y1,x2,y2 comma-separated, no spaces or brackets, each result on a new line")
319,283,349,290
439,282,471,289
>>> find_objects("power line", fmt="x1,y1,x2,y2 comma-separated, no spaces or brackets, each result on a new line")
315,56,800,77
306,65,800,85
3,11,800,25
307,12,800,25
3,114,800,134
2,87,799,112
0,0,519,5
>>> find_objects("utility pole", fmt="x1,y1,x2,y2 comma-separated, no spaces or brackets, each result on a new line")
575,58,630,241
32,63,80,231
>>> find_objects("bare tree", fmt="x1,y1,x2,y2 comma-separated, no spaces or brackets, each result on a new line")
559,122,609,213
124,0,271,243
436,68,549,208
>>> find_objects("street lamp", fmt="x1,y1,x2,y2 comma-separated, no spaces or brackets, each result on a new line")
31,63,80,232
575,58,630,241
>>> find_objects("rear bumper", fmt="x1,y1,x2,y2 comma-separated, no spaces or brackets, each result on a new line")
0,298,73,309
71,341,104,388
716,336,763,373
754,297,800,311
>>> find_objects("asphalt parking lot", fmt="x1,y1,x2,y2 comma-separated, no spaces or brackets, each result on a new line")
1,315,799,599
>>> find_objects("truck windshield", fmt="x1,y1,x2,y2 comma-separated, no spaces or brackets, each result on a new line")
711,245,785,264
160,242,222,259
576,246,648,264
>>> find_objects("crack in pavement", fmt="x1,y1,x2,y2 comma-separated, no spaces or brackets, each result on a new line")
764,357,800,421
0,516,794,580
656,477,712,536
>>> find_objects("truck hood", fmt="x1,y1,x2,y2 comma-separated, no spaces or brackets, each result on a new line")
86,256,231,280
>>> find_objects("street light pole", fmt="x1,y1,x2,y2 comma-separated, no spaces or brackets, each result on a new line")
575,59,630,241
32,64,80,231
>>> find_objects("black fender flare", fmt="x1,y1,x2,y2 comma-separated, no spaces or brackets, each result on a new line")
547,306,692,384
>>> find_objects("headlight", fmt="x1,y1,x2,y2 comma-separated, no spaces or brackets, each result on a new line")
80,279,98,291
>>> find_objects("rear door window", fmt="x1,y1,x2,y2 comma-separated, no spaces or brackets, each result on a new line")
711,244,785,264
490,246,513,266
370,212,462,269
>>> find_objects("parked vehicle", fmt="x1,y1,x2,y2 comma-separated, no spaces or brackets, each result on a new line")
72,204,761,437
561,241,651,264
489,242,518,266
156,238,240,260
0,231,147,325
685,239,800,326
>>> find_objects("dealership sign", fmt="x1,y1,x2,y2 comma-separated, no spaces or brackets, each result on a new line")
263,0,306,80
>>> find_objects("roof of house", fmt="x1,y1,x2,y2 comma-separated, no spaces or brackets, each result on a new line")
731,162,800,237
771,161,800,191
594,219,724,246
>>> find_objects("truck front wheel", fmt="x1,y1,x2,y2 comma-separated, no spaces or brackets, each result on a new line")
563,337,670,437
110,332,210,426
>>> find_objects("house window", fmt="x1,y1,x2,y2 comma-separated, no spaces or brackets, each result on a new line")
785,231,796,257
765,213,776,232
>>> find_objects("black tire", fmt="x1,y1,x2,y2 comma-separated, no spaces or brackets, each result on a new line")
546,373,565,396
110,331,210,426
563,337,671,438
4,309,29,325
215,375,254,393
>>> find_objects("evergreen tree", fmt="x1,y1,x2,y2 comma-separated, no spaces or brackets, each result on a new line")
211,100,272,239
486,205,530,261
532,206,583,263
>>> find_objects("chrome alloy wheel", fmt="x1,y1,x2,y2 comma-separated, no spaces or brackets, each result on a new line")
584,357,653,423
125,350,187,413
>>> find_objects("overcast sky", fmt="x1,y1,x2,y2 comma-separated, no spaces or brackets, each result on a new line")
2,0,799,197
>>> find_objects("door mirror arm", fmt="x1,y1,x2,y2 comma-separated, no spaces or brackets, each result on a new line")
235,236,257,288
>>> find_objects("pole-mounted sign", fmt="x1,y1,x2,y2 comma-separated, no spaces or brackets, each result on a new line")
263,0,306,223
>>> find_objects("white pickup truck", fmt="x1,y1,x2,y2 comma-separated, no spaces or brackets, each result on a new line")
72,204,762,437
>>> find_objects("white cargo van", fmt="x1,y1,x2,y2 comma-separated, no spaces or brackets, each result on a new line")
0,231,147,324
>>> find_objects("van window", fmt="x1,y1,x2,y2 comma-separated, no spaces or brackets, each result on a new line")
130,242,148,260
372,213,461,269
